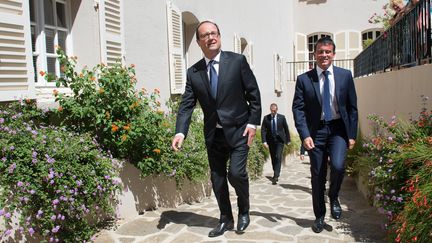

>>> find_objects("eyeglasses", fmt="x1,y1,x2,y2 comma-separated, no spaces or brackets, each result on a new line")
199,31,219,40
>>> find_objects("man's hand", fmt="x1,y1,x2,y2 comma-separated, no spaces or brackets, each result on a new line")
349,139,356,150
171,135,184,152
243,127,256,146
263,143,269,149
303,137,315,150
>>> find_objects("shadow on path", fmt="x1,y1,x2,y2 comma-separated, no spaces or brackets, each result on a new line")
157,210,218,229
279,183,312,194
250,211,333,232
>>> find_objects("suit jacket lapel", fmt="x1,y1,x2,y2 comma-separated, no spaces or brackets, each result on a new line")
311,69,322,106
217,51,229,98
197,58,213,98
333,67,341,104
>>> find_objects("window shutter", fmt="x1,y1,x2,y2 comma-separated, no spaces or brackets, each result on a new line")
247,42,254,70
233,33,241,54
347,31,361,59
273,53,282,93
335,31,347,60
0,0,35,101
99,0,124,66
166,1,185,94
294,33,308,77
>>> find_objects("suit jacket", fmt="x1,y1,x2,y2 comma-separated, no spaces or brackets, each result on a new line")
292,66,358,143
176,51,261,148
261,113,290,144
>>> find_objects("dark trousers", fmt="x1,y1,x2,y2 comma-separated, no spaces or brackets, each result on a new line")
207,128,249,222
269,140,284,178
308,119,348,219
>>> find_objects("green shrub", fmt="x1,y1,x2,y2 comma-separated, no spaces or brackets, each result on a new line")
44,48,209,186
248,129,266,180
0,102,121,242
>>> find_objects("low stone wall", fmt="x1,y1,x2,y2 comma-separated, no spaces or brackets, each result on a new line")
117,161,212,220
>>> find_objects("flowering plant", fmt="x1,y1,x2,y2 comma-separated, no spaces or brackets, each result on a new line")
0,102,121,242
354,95,431,242
368,3,396,30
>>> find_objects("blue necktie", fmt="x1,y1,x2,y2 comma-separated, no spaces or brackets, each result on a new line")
322,70,332,122
208,60,218,98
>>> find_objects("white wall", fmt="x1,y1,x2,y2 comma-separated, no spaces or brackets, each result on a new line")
293,0,387,35
355,64,432,137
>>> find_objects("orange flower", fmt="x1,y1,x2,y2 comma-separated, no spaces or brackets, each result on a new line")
111,124,119,132
25,98,31,104
39,71,46,77
79,73,84,78
90,76,96,81
130,64,135,68
412,236,418,241
123,124,131,131
121,134,127,141
53,89,59,97
154,88,160,94
153,148,161,154
60,65,66,72
99,88,105,94
58,106,63,112
427,137,432,145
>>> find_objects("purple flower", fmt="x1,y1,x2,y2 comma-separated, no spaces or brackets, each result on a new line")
76,180,82,187
32,151,37,158
52,199,59,205
396,197,403,203
36,210,43,218
9,146,14,151
5,212,11,218
28,227,35,235
1,157,6,162
50,215,56,221
8,163,16,174
4,229,11,236
17,181,24,187
0,209,4,216
51,225,60,233
0,118,4,124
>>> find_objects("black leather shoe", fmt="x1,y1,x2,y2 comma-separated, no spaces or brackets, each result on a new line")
330,198,342,219
208,219,234,237
312,216,325,233
236,213,250,232
272,176,278,185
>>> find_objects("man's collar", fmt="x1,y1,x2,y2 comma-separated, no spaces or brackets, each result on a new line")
316,65,334,76
205,51,221,65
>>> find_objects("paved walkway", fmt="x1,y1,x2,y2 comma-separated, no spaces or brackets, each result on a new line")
95,156,386,243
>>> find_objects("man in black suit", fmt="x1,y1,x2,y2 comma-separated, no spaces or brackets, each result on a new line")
171,20,261,237
261,103,290,185
292,37,358,233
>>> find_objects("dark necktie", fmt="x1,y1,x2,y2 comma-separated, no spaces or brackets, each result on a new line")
208,60,218,98
322,70,332,121
271,116,277,136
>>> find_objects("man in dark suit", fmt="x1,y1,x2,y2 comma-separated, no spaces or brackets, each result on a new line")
292,36,358,233
171,20,261,237
261,103,290,185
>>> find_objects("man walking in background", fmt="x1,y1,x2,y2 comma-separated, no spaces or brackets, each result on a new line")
171,20,261,237
261,103,290,185
292,36,358,233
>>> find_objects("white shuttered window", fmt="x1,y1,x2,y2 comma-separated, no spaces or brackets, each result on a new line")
0,0,35,101
99,0,123,66
166,1,185,94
